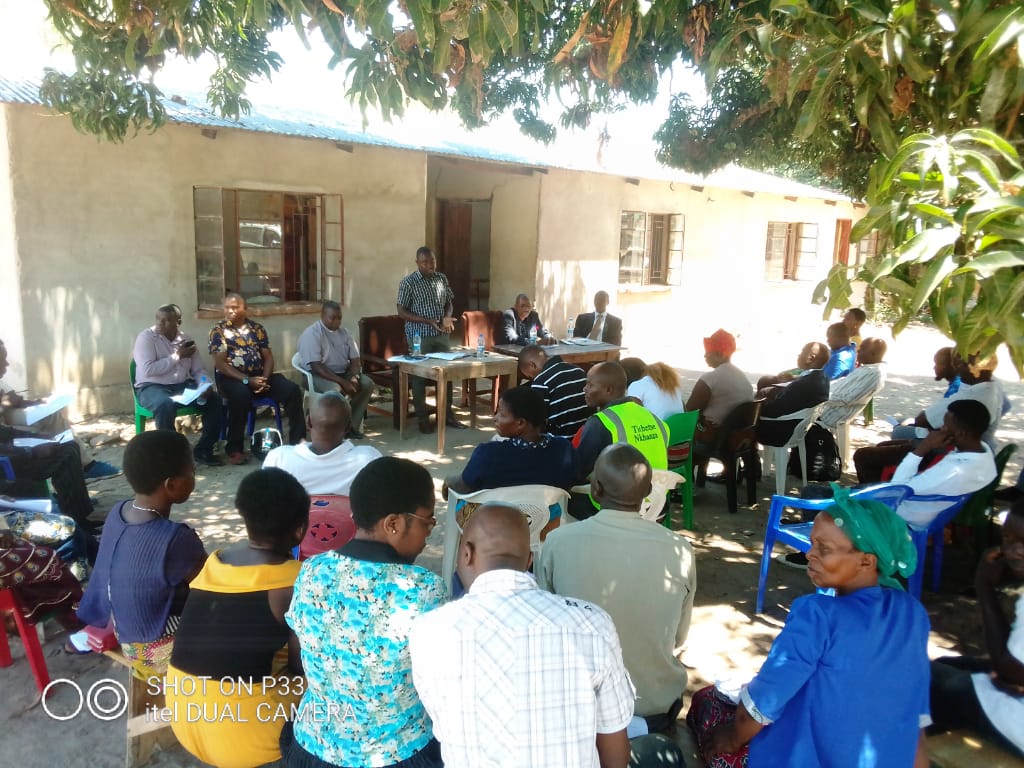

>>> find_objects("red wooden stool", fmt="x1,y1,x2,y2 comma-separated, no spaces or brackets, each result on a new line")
0,587,51,694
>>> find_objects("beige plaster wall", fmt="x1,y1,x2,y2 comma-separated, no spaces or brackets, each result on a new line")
426,158,541,313
536,169,862,360
5,105,426,414
0,106,26,390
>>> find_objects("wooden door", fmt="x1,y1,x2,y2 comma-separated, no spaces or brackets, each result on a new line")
439,201,473,316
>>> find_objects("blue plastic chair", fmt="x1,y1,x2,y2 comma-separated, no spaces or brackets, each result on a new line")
756,484,914,613
905,493,971,598
219,396,283,438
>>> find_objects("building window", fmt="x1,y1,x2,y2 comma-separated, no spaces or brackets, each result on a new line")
193,187,343,309
854,231,879,268
618,211,684,287
764,221,818,281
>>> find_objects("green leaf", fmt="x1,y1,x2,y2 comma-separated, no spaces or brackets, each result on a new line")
973,6,1024,63
468,5,492,64
962,250,1024,277
910,202,955,222
952,128,1021,164
795,63,838,141
910,252,957,312
405,0,435,49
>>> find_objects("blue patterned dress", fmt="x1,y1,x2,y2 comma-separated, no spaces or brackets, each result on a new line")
286,539,446,767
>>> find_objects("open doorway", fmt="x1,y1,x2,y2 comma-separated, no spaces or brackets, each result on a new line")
438,199,491,314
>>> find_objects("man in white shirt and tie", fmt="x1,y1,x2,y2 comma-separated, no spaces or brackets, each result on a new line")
574,291,623,346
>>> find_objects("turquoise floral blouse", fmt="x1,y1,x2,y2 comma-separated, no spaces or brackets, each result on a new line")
286,540,447,766
207,320,269,376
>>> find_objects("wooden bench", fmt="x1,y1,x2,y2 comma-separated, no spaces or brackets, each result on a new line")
103,650,179,767
928,730,1024,767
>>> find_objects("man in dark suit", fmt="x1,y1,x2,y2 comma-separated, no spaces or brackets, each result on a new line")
755,341,830,445
573,291,622,346
500,294,555,345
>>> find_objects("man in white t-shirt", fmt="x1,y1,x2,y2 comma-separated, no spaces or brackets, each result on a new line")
896,351,1005,448
930,498,1024,758
262,392,380,495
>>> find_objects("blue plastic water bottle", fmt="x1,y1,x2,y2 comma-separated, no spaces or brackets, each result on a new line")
412,333,422,356
529,325,538,344
476,333,485,359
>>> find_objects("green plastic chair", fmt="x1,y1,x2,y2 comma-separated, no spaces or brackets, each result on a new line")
129,359,203,434
663,410,700,530
957,443,1018,553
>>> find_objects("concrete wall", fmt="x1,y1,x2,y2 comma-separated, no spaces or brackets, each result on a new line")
426,158,541,313
4,104,426,414
0,106,26,390
535,169,862,362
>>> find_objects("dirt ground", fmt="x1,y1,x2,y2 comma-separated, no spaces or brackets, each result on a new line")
2,321,1022,767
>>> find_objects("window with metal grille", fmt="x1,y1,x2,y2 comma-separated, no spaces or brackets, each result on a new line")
193,187,343,309
854,231,879,268
764,221,818,281
618,211,684,287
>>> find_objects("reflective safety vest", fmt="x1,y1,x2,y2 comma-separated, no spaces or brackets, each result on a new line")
595,401,669,470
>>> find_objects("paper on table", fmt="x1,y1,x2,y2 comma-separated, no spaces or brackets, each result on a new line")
171,381,213,406
562,337,603,346
6,393,74,426
425,351,472,361
11,429,74,449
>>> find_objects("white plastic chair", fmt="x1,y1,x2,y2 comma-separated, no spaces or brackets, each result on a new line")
759,403,826,497
441,485,570,590
640,469,684,522
292,352,315,392
568,469,682,524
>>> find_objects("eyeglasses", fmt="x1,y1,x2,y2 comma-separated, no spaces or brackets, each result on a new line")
404,512,437,531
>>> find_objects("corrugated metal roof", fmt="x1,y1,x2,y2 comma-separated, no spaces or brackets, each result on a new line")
0,75,851,202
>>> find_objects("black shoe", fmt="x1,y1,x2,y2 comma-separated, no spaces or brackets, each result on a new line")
418,420,436,434
445,416,468,429
193,451,224,467
347,429,365,440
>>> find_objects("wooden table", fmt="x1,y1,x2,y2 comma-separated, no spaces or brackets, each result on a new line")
395,353,519,455
491,340,622,366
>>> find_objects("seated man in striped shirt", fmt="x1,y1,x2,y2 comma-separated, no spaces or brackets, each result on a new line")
517,344,593,437
816,337,888,434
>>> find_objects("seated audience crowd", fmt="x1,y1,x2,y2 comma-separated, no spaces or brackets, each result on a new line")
7,293,1023,768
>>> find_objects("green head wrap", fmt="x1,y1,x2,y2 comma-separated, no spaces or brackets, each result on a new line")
825,484,917,590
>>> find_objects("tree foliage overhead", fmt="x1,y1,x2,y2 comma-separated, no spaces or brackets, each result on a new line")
815,128,1024,376
35,1,1024,370
37,1,1024,196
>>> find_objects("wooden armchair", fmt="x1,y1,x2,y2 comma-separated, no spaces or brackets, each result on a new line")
358,315,434,428
461,310,507,412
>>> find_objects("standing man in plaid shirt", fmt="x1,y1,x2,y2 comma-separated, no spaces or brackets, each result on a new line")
396,246,466,433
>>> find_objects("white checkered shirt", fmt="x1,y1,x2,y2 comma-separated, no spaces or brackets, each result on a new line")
397,270,454,339
410,570,635,767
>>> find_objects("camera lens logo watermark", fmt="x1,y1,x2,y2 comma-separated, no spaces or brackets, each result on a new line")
42,678,128,721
